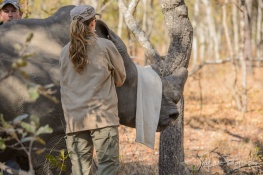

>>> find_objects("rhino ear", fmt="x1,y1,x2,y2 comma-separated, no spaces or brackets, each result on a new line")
95,20,120,44
95,20,110,39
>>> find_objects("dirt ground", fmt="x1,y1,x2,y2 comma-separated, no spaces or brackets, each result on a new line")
117,64,263,175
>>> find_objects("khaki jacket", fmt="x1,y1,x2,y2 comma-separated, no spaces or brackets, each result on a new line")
60,37,126,133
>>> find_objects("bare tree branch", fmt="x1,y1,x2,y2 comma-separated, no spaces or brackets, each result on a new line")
127,0,140,14
118,0,162,65
189,58,231,76
189,57,263,77
97,0,113,13
228,164,262,174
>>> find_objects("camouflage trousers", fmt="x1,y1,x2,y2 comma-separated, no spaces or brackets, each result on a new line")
66,126,119,175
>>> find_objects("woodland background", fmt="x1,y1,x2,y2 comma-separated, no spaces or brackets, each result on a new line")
0,0,263,174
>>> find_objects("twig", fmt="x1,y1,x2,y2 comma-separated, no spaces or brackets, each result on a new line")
189,58,231,76
228,163,262,174
195,72,203,118
98,0,113,13
189,57,263,77
196,154,205,173
27,139,35,174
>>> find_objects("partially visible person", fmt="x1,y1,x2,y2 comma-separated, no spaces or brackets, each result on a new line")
60,4,126,175
0,1,23,174
0,0,23,25
0,2,23,174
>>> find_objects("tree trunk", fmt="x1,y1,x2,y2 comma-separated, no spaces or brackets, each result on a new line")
199,21,206,62
224,0,242,111
117,8,124,37
257,0,263,66
202,0,220,60
240,0,248,113
244,0,253,73
192,0,200,68
232,0,240,57
159,1,193,175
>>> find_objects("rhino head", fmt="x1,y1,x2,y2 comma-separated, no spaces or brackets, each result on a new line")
95,20,188,132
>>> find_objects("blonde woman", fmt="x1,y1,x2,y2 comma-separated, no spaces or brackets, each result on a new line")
59,5,126,175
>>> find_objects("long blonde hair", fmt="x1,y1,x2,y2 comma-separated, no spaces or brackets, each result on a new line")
69,16,96,73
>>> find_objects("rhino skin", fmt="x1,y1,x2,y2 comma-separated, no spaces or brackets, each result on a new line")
0,5,187,174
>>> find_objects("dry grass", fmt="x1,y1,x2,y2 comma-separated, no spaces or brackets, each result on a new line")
118,64,263,175
118,126,160,175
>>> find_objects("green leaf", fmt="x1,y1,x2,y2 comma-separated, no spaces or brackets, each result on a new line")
15,58,27,67
21,130,28,138
30,115,40,128
21,53,36,60
56,149,66,161
35,136,46,145
36,125,53,136
13,43,22,51
58,163,66,171
21,136,35,143
46,154,58,166
0,114,13,129
11,62,18,69
5,128,17,138
35,148,45,155
26,33,34,43
13,114,29,124
16,128,25,135
44,84,55,89
0,137,6,150
27,85,39,101
60,149,65,160
21,121,36,134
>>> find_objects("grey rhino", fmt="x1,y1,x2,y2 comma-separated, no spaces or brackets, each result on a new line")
0,5,187,174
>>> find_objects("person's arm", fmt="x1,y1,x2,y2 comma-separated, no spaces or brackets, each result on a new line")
107,41,126,87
